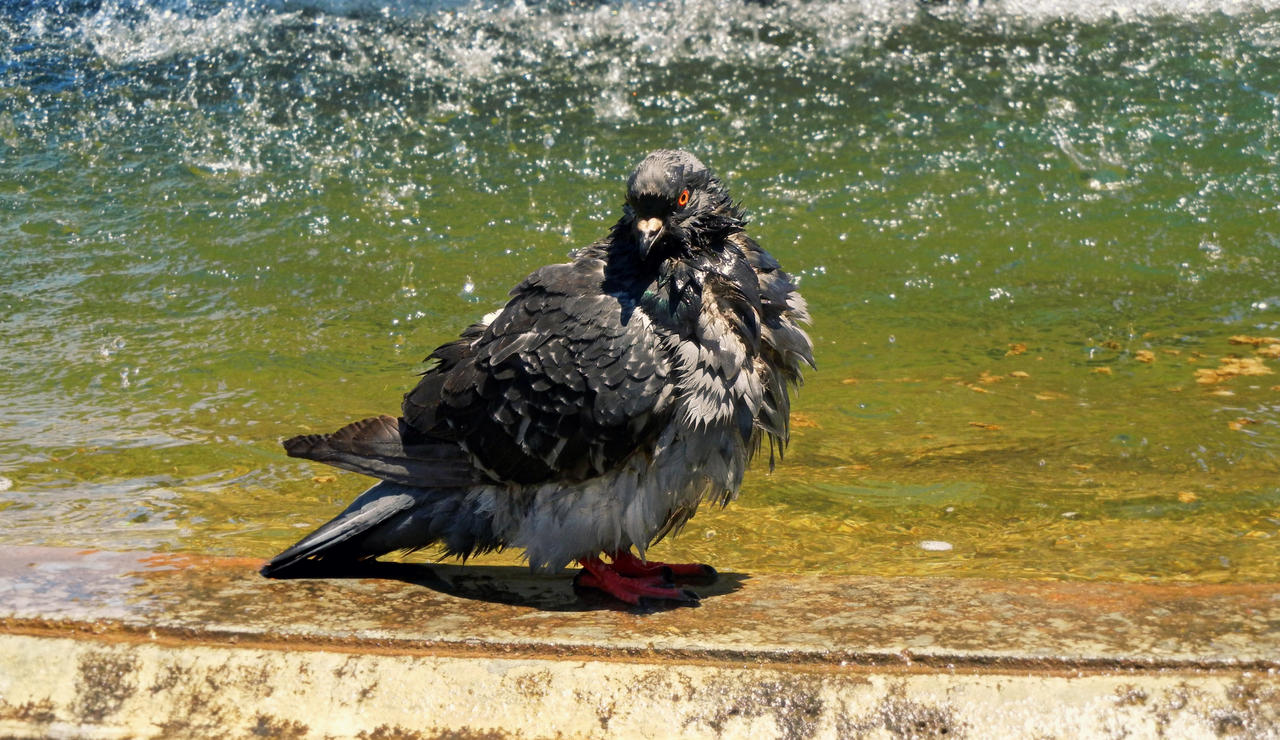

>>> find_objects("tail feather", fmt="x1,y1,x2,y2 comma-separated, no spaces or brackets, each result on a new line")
260,482,421,578
261,480,506,578
283,414,477,487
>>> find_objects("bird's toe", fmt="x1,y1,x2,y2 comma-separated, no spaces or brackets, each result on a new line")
607,550,717,584
636,588,701,609
574,561,703,606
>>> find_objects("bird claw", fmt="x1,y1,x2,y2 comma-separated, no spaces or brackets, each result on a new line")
575,553,707,606
608,549,718,584
573,570,698,606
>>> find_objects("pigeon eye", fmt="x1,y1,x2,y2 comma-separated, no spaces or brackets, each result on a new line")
677,189,690,207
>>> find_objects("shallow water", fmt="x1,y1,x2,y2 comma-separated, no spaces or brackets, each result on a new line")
1,0,1278,582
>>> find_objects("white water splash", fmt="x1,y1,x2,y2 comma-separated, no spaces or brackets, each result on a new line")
44,0,1280,82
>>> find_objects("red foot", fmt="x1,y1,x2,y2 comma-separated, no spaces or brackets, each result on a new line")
608,549,718,581
575,554,701,606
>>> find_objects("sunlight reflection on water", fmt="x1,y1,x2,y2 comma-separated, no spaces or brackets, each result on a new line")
0,0,1277,581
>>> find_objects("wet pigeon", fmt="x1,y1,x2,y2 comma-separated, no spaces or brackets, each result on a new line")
262,149,814,605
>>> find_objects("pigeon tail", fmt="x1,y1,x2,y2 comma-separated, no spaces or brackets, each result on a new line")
282,414,477,487
261,480,503,578
260,481,421,577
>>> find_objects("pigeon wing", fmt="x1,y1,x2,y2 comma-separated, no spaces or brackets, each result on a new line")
403,256,674,485
731,233,815,463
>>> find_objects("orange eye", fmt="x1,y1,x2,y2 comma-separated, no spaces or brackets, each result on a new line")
677,189,690,207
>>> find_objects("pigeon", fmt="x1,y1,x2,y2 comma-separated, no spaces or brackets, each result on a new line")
261,149,814,605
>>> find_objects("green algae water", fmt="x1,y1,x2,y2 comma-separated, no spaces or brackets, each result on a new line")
2,0,1278,583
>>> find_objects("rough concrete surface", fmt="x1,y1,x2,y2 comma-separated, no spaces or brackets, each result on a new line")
0,546,1277,739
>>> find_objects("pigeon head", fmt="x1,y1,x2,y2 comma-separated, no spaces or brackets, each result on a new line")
623,149,741,259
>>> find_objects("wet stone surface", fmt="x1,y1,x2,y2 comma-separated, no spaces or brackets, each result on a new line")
1,546,1278,669
1,547,1279,739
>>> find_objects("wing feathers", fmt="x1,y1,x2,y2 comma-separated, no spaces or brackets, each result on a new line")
397,257,674,485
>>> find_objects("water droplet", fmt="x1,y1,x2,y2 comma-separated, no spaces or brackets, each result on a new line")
1198,238,1223,261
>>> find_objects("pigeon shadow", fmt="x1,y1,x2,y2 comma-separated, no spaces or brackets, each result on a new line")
267,560,748,613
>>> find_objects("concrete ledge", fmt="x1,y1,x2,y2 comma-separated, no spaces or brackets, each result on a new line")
0,547,1277,738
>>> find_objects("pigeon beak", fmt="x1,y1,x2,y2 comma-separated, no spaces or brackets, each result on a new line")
635,216,664,257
